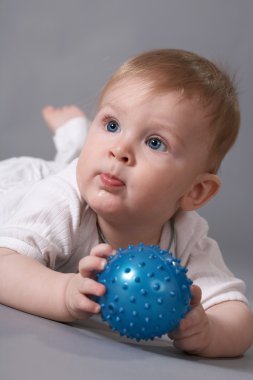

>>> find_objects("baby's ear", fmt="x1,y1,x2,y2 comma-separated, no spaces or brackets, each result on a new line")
180,173,221,211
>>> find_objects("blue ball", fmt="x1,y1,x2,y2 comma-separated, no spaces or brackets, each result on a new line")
96,243,192,341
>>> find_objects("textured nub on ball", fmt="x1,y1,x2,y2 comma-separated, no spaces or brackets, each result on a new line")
96,243,192,341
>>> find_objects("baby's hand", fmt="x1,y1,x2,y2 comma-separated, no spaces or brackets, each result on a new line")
168,285,212,355
64,244,114,321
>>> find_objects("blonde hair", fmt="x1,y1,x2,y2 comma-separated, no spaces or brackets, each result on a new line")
99,49,240,173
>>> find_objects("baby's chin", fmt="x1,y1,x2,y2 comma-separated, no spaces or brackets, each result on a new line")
89,193,128,219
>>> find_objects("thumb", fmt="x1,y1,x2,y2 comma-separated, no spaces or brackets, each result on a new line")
190,284,202,307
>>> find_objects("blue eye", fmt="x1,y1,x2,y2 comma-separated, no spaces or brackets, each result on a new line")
147,137,167,152
106,120,120,133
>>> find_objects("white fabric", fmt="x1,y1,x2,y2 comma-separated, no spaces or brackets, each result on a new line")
0,159,99,271
53,116,89,164
0,115,88,195
0,118,248,311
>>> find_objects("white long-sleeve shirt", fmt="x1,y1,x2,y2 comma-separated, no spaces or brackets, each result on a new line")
0,118,248,311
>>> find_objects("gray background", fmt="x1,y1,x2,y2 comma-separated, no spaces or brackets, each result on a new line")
0,0,252,304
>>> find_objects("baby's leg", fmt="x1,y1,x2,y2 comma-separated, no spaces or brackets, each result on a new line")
42,106,90,165
0,106,88,208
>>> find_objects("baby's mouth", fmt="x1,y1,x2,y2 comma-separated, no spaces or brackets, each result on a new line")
100,173,125,188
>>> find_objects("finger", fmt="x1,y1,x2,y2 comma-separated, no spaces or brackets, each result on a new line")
168,305,205,340
168,318,203,341
169,321,200,340
78,277,106,298
90,243,116,258
190,284,202,307
169,324,198,341
76,277,106,315
68,277,106,319
183,305,204,328
73,293,101,316
173,333,202,353
79,255,107,277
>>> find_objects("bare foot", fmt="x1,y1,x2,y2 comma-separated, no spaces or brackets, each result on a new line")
42,105,86,133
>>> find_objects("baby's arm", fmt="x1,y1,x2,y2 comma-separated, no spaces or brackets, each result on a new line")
0,244,112,321
168,285,253,357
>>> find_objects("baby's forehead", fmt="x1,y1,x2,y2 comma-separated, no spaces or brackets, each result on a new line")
100,76,204,108
100,78,153,105
100,82,206,121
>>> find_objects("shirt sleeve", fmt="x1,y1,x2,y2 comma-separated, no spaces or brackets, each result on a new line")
0,167,82,270
174,211,248,310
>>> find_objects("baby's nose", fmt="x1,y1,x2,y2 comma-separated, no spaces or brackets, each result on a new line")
110,144,135,165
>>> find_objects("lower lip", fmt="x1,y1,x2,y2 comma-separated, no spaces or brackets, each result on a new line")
100,173,125,188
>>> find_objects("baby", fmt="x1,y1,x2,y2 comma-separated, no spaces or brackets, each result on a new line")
0,49,252,358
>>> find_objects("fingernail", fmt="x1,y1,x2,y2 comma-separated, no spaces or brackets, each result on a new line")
100,260,107,270
95,305,101,313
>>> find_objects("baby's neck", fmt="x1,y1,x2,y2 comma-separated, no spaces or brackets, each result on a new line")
97,217,163,249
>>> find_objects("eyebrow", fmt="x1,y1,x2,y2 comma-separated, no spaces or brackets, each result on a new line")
99,102,127,117
151,120,186,150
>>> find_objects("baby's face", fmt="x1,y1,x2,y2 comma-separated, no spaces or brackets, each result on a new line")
77,79,211,227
